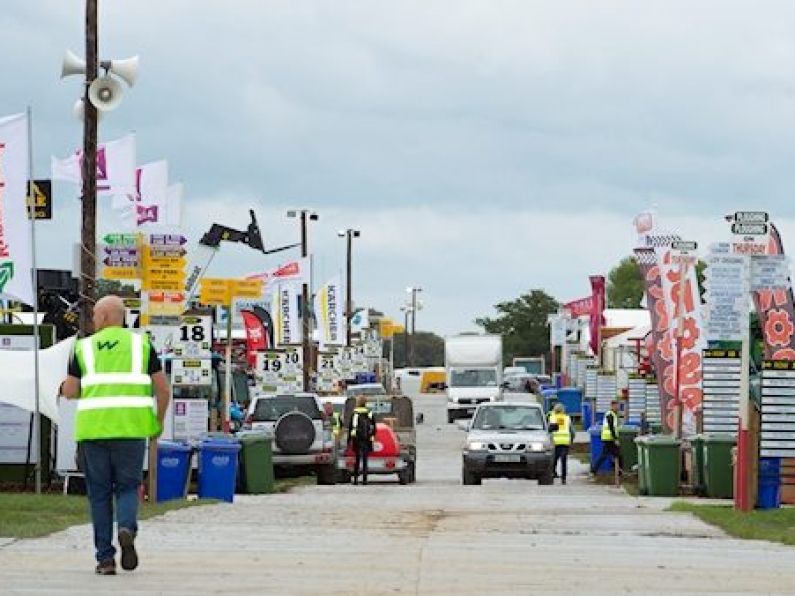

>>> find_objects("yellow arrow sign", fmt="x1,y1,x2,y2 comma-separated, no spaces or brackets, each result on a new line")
199,288,231,306
231,279,263,298
102,266,140,280
143,268,186,281
142,279,184,291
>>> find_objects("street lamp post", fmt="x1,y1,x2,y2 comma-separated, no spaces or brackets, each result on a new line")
288,209,318,391
400,305,412,369
337,228,360,346
406,287,422,366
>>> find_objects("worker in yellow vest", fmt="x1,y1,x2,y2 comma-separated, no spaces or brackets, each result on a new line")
591,399,623,476
548,403,575,484
60,296,171,576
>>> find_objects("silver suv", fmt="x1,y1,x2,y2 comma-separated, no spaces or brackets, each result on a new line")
462,402,553,485
246,393,336,485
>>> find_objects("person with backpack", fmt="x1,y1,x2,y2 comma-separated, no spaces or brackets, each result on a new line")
348,396,376,485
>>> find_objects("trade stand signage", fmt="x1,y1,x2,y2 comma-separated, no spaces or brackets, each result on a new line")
760,360,795,457
701,349,741,435
173,315,213,358
171,359,212,386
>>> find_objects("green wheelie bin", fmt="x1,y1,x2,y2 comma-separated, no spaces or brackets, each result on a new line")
690,435,706,496
619,425,640,473
702,434,735,499
646,436,681,497
237,431,275,494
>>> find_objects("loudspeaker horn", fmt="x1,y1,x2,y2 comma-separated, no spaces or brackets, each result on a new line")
61,49,86,79
109,55,139,87
72,98,103,122
88,76,123,112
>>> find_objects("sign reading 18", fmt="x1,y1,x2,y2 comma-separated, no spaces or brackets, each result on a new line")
179,324,206,342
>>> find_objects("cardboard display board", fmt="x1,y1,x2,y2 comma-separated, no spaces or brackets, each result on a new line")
596,373,617,413
645,379,662,425
627,374,646,423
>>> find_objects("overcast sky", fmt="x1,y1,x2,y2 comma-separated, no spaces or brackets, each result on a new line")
3,1,795,334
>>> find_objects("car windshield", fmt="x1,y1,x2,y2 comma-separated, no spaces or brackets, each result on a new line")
472,406,545,430
252,396,321,421
450,369,497,388
347,385,386,396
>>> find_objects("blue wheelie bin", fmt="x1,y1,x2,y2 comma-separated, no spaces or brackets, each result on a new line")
589,424,613,473
556,388,582,418
198,438,242,503
758,457,782,510
156,441,193,503
581,400,594,431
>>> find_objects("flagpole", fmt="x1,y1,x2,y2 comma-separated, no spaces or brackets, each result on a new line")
27,106,42,494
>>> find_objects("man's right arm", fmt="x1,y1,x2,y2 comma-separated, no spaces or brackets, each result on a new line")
609,413,619,441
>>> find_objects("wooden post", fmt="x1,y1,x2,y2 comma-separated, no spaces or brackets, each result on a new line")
79,0,98,336
147,438,157,503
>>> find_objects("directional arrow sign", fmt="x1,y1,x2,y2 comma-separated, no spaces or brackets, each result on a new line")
232,279,263,298
671,240,698,251
734,211,769,223
150,233,187,246
142,279,184,291
732,222,769,236
103,233,138,246
102,266,140,280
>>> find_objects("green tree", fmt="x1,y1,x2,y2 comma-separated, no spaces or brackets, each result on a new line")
475,289,558,366
387,331,445,368
96,279,136,298
608,256,644,308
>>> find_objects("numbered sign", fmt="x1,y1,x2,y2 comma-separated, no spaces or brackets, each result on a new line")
256,350,283,393
280,347,304,393
173,315,213,358
317,351,340,393
171,359,212,386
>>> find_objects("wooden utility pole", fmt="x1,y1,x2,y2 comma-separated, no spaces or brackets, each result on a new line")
301,211,310,392
345,231,353,347
80,0,99,336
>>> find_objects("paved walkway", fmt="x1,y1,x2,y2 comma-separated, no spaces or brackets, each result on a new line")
2,396,795,594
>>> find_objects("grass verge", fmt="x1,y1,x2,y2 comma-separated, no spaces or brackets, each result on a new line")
669,502,795,547
0,494,213,540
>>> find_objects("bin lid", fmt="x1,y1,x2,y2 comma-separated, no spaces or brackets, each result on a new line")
588,425,602,434
645,435,681,446
157,440,192,453
702,433,737,445
200,440,241,452
619,424,640,433
634,436,649,445
236,430,273,443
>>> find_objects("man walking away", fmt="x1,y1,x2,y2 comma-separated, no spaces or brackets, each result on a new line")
348,396,375,485
591,400,623,476
60,296,171,575
548,403,575,484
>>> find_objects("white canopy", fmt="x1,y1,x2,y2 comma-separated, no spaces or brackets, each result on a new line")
0,336,75,423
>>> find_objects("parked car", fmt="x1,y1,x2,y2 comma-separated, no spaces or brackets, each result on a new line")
461,402,553,486
245,393,336,485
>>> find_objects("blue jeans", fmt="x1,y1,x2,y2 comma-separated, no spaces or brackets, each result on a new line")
80,439,146,563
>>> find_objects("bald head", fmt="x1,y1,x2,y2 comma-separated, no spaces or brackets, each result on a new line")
93,295,126,331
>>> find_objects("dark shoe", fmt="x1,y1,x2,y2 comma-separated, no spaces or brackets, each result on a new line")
118,528,138,571
562,478,567,485
95,560,116,575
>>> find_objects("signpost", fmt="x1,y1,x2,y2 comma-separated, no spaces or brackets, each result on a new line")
760,361,795,458
726,211,768,511
702,349,741,435
197,277,264,432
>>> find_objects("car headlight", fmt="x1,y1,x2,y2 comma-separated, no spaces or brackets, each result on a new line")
527,441,550,452
467,441,488,451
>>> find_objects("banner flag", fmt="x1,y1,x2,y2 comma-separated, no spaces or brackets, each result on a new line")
588,276,606,356
271,283,301,346
0,113,34,305
247,257,310,297
113,160,169,228
241,309,268,367
753,224,795,360
51,133,136,197
350,308,369,333
314,275,344,347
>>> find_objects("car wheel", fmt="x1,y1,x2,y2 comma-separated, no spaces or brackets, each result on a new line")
336,469,352,484
316,464,337,485
398,469,409,485
462,467,481,486
407,461,417,484
447,411,456,424
537,465,554,486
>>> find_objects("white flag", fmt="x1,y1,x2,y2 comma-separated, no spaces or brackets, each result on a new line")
350,308,369,333
247,256,311,297
314,275,344,347
51,133,137,197
113,161,181,228
0,113,34,306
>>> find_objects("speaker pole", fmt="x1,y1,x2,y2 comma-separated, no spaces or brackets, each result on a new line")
79,0,98,337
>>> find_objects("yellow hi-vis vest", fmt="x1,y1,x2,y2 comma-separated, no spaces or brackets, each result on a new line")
548,412,572,446
601,410,619,443
74,327,160,441
350,407,374,439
